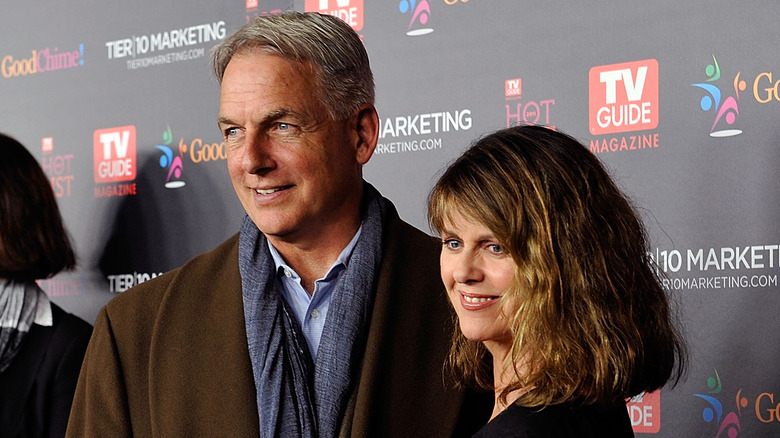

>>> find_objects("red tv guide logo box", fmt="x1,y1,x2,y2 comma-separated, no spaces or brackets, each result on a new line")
42,137,54,153
93,125,137,183
505,78,522,99
589,59,658,135
627,390,661,434
305,0,364,31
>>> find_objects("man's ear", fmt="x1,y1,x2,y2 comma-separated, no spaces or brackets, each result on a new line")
352,104,379,165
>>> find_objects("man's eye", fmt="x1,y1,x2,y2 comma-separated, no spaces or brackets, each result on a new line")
276,122,300,132
225,127,239,137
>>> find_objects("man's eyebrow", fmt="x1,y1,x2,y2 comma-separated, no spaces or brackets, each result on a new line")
217,116,235,126
263,108,297,123
217,108,299,127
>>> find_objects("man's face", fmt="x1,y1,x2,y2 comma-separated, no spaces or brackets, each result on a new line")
218,51,369,246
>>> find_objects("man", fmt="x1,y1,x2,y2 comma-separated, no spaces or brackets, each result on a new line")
67,12,489,438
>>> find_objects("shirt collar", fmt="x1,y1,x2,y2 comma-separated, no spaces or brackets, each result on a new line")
267,224,364,282
34,288,53,326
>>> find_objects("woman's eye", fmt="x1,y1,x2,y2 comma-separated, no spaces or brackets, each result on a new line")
443,239,462,250
487,244,504,254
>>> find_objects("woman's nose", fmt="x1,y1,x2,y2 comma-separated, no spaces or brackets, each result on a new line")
452,252,483,284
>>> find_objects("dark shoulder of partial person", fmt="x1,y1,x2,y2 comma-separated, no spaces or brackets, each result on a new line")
472,401,634,438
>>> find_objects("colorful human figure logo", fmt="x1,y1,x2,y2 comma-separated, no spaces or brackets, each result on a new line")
398,0,433,36
155,125,186,188
694,369,747,438
692,56,745,137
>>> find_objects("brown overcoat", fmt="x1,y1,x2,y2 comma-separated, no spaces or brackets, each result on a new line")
66,203,490,437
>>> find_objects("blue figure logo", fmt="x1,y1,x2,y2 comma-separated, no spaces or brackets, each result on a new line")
155,125,185,189
399,0,433,36
694,369,746,438
692,56,745,137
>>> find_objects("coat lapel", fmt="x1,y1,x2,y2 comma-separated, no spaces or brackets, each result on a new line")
348,203,468,438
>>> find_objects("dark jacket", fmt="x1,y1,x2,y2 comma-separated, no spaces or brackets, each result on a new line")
0,303,92,438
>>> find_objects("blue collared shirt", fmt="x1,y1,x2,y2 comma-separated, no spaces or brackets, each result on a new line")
267,225,363,361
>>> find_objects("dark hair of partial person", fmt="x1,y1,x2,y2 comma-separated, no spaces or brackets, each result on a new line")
211,11,374,121
0,133,76,281
427,125,686,408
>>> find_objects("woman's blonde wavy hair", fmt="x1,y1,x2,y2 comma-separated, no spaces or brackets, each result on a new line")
428,125,686,407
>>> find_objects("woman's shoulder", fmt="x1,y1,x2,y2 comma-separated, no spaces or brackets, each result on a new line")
49,303,92,352
51,303,92,332
472,402,634,438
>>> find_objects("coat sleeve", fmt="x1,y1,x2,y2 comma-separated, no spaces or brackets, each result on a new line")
65,307,134,438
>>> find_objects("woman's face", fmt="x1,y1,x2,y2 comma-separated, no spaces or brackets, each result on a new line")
439,208,516,351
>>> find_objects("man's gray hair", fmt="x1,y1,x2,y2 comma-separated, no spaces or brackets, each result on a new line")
212,11,374,120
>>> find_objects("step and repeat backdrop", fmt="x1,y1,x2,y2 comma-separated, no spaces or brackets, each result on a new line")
2,1,779,436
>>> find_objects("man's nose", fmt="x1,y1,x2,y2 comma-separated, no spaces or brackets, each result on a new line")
242,134,276,174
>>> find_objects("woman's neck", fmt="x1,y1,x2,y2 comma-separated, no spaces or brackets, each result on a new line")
484,340,528,421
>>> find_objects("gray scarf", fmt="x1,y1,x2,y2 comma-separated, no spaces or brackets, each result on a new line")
0,280,42,373
239,184,385,438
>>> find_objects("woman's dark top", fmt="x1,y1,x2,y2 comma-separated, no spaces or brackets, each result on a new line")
473,401,635,438
0,303,92,438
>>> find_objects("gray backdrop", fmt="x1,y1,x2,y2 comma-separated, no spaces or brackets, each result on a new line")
2,1,778,436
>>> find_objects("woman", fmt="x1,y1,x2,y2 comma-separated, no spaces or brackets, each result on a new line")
427,125,686,437
0,133,92,437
